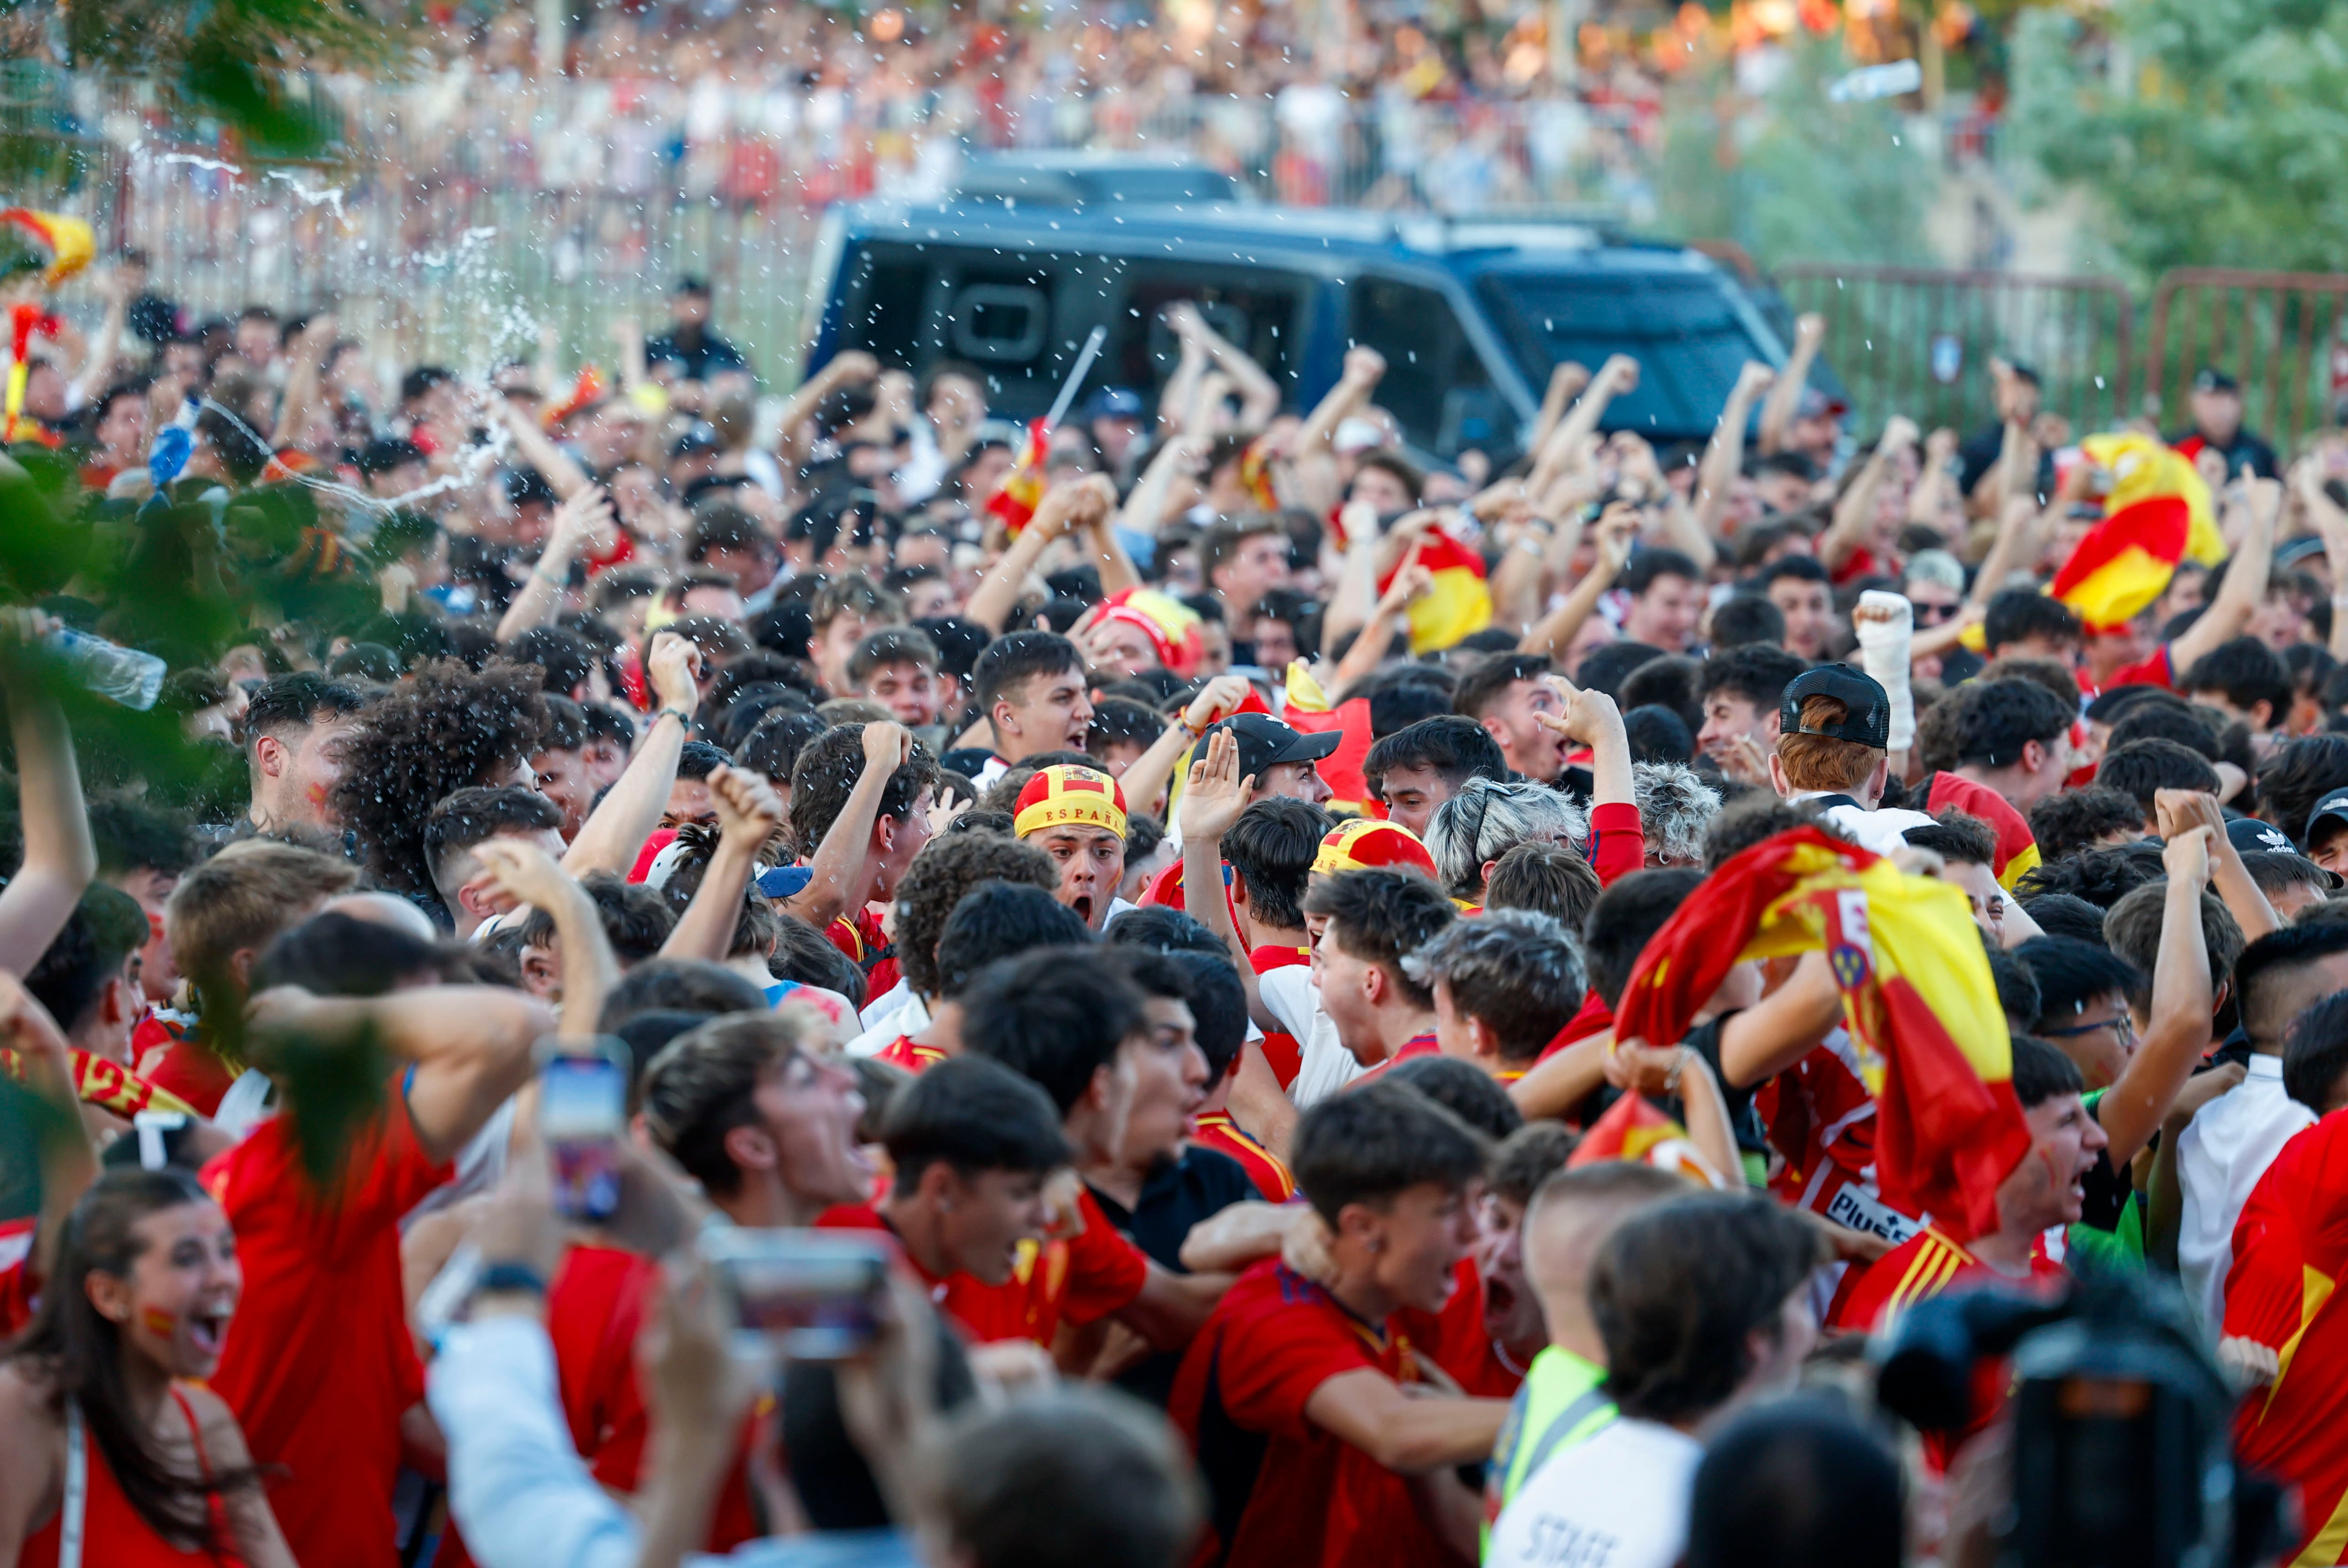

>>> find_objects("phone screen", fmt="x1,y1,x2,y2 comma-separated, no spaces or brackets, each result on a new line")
542,1052,627,1220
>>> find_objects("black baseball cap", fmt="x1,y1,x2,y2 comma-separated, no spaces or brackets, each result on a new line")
1778,666,1892,751
1202,712,1341,781
2309,789,2348,845
2194,368,2241,395
2228,818,2294,857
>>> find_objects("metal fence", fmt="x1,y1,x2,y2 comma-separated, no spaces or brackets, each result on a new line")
2148,270,2348,450
1775,263,2135,440
1774,263,2348,447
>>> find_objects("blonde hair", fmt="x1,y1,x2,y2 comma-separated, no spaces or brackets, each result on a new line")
166,840,359,989
1775,695,1882,793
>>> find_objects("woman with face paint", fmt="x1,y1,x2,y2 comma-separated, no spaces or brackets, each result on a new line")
0,1167,294,1567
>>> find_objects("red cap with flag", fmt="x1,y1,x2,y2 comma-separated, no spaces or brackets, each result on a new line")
1566,1091,1721,1188
1313,818,1437,878
1014,764,1128,841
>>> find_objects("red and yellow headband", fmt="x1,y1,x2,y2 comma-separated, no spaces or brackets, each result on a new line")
1014,764,1128,841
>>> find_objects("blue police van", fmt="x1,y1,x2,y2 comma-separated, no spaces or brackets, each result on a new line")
801,168,1796,464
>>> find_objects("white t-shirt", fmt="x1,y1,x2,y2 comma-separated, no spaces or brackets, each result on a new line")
2177,1053,2316,1341
1486,1416,1702,1568
1787,791,1937,857
1259,964,1362,1106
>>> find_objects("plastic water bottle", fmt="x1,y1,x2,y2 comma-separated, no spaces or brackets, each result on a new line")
44,627,167,711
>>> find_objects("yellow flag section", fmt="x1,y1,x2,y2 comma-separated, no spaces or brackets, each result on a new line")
1614,826,2031,1242
2047,431,2226,632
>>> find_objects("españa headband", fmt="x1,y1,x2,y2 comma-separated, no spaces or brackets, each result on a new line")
1014,764,1128,842
1313,817,1437,878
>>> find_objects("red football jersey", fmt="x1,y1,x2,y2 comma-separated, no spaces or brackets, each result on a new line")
202,1090,450,1568
2224,1114,2348,1564
1398,1258,1524,1400
1170,1259,1454,1568
873,1033,948,1075
822,1191,1148,1347
1193,1111,1294,1201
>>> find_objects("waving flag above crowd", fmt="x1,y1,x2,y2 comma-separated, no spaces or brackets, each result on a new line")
1385,529,1492,654
986,417,1050,534
2049,430,2227,631
1613,826,2031,1242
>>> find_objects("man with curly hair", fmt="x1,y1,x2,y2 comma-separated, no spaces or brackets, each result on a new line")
852,829,1058,1055
332,635,706,920
330,657,552,905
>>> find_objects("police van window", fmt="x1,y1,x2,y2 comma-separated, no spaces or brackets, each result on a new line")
835,246,931,362
1116,273,1303,399
1348,276,1487,457
1476,271,1760,441
950,284,1050,363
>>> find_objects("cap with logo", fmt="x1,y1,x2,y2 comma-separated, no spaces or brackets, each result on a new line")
2226,818,2295,857
1313,818,1437,879
2193,368,2241,396
1201,712,1343,782
1014,765,1128,841
1777,665,1892,752
2308,790,2348,847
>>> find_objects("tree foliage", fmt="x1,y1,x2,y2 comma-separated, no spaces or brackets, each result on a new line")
0,0,396,169
2010,0,2348,281
1654,39,1939,270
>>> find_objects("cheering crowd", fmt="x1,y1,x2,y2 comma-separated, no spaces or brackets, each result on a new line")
6,256,2348,1568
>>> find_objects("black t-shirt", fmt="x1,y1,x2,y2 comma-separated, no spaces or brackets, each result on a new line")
2166,426,2279,480
645,327,748,382
1091,1146,1259,1406
1957,422,2057,499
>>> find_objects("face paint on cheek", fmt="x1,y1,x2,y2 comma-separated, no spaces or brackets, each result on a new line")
140,1305,178,1338
305,782,329,806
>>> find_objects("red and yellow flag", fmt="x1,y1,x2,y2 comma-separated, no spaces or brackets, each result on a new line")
1382,530,1491,655
1237,434,1280,510
0,208,94,287
2048,432,2225,633
986,417,1050,535
1566,1090,1723,1189
543,364,608,430
1613,826,2030,1242
1280,659,1379,816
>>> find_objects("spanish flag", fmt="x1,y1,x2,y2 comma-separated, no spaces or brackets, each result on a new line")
1383,530,1492,655
3,301,59,445
1279,659,1379,816
985,417,1050,536
2048,431,2226,633
0,208,94,287
1237,434,1280,509
543,364,608,430
1567,1089,1726,1189
1614,826,2031,1242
